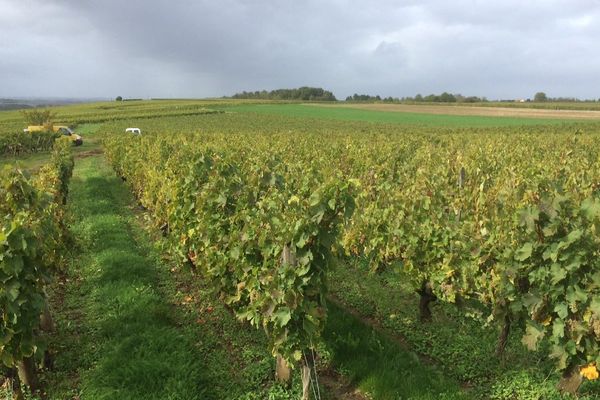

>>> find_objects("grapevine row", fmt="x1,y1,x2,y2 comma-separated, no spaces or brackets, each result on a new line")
0,138,74,392
104,133,356,394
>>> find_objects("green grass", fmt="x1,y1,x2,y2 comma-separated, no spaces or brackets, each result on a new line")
42,155,303,399
323,302,468,399
327,260,600,399
222,104,581,127
0,151,56,171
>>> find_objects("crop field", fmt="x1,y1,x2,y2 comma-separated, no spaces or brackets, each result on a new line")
2,100,600,400
216,103,600,127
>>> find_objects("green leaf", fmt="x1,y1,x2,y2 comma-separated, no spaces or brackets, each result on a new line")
519,207,539,231
273,308,292,328
2,256,24,275
296,263,311,276
522,292,543,312
581,198,600,220
566,285,588,308
229,247,240,260
589,298,600,316
555,303,569,319
296,232,309,249
0,351,14,367
522,321,545,350
6,280,20,302
552,318,565,339
590,272,600,290
550,344,568,370
565,229,583,245
550,263,567,285
515,243,533,261
309,192,321,207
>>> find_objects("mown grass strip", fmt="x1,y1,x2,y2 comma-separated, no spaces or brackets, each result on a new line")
51,156,215,399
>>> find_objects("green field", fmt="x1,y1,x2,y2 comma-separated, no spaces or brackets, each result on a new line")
2,100,600,400
219,103,581,127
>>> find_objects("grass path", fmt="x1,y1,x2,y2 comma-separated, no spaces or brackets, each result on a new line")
45,155,216,399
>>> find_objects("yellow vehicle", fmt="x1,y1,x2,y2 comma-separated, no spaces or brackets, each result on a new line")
24,124,83,146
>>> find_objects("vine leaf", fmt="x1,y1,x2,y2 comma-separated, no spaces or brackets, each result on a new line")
522,321,545,350
515,242,533,261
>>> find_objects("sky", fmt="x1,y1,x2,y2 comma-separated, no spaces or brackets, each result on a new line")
1,0,599,100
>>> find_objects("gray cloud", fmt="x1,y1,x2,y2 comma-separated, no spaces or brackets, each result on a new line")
1,0,599,99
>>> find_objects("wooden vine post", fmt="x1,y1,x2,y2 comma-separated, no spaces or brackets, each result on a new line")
417,280,436,322
17,357,38,393
275,244,296,386
275,355,291,385
277,244,315,400
495,313,511,357
558,365,583,395
301,351,315,400
40,290,55,332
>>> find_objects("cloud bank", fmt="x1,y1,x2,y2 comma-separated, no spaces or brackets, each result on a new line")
1,0,599,99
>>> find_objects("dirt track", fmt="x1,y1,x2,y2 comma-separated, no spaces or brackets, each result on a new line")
310,103,600,120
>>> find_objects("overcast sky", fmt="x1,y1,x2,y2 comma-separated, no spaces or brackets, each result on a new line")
1,0,599,100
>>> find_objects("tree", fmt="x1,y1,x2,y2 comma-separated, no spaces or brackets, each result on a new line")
534,92,548,102
115,96,123,101
439,92,456,102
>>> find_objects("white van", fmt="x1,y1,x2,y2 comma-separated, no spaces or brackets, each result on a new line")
125,128,142,135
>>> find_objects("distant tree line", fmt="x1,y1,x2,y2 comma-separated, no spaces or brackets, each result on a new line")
345,92,487,103
345,94,383,102
231,87,336,101
531,92,600,102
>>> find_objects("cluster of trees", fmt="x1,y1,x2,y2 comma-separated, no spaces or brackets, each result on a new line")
412,92,487,103
345,94,383,102
345,92,487,103
532,92,600,102
231,87,336,101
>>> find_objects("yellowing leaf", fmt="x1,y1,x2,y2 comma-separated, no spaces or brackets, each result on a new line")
581,363,599,380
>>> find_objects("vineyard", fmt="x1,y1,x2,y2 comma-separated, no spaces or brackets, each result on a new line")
0,138,74,395
1,100,600,399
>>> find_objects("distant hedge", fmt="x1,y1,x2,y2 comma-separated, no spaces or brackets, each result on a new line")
231,87,336,101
